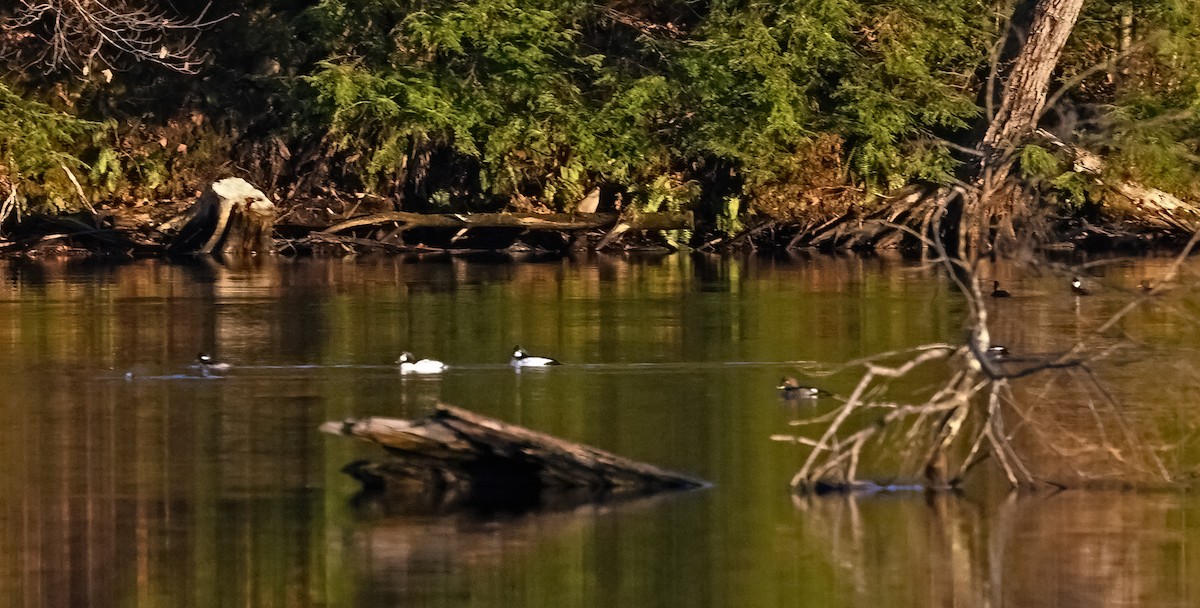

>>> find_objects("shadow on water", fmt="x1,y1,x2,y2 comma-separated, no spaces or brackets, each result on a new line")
346,477,703,519
339,490,707,606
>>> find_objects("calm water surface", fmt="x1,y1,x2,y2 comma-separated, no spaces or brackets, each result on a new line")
2,253,1199,607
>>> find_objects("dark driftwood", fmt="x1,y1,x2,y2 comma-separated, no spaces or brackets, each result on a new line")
321,404,705,510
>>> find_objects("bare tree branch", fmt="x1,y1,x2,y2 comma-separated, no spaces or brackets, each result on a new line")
785,211,1192,493
1,0,232,74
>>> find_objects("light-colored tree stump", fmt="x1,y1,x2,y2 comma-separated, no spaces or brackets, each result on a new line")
170,178,276,255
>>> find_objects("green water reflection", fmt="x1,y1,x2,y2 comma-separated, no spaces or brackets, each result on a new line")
1,254,1198,607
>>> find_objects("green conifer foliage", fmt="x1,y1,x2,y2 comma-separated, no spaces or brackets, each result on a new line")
304,0,995,217
3,0,1200,233
0,83,99,217
675,0,989,210
306,0,673,209
1050,0,1200,200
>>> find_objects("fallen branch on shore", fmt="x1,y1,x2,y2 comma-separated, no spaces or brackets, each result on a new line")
301,209,693,253
792,186,935,251
0,179,695,257
1034,128,1200,234
322,210,692,234
321,404,706,511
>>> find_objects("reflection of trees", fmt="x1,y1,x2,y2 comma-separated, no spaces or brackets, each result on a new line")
0,257,342,372
793,490,1188,608
3,254,1200,607
792,493,987,606
0,257,341,607
0,376,328,607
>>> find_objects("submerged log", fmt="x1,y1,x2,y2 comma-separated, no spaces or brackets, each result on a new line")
321,404,706,511
169,178,276,255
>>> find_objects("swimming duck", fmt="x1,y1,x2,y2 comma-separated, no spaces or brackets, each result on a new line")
1071,277,1091,296
990,281,1010,298
777,377,828,399
396,352,446,374
196,353,232,372
510,346,561,367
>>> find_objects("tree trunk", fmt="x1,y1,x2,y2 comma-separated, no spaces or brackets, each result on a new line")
169,178,276,255
982,0,1086,159
962,0,1085,254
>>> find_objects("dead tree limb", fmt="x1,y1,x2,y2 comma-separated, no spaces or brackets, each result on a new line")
784,208,1185,493
1,0,230,74
322,210,693,235
321,403,706,510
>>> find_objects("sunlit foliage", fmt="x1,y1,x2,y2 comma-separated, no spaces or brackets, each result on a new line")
0,82,99,217
1,0,1199,232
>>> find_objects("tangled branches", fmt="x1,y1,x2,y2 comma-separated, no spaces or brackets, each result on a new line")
1,0,229,74
783,231,1200,494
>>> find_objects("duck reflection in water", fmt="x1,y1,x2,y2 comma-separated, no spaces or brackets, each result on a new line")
196,353,232,375
1071,276,1092,296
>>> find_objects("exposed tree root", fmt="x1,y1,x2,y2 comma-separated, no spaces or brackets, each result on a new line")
769,171,1198,255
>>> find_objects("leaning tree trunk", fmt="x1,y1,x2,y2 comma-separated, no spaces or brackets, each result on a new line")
923,0,1086,479
963,0,1086,254
983,0,1086,156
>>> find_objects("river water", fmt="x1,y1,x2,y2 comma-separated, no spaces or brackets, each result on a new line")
1,253,1198,607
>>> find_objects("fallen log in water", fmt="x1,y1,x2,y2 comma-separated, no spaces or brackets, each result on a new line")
321,404,706,511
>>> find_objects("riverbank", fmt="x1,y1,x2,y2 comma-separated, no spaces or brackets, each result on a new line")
6,1,1200,265
1,189,1192,259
